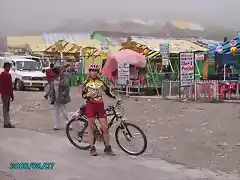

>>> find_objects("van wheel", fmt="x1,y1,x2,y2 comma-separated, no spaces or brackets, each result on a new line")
15,79,24,91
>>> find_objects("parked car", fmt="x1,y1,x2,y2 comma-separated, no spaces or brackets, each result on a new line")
12,55,51,71
0,57,47,91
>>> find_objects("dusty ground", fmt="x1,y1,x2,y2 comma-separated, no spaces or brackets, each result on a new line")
1,87,240,178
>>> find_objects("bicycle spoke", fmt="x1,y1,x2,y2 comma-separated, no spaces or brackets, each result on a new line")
66,119,91,150
115,122,147,156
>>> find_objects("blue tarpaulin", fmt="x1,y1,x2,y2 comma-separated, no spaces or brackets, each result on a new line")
217,54,239,65
208,36,240,55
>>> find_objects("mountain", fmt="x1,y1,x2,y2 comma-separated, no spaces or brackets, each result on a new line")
50,19,165,34
50,19,236,40
2,18,236,41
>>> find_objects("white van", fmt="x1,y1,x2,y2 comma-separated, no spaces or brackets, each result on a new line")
8,55,51,71
0,57,48,91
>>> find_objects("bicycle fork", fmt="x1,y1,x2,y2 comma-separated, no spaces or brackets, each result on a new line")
119,123,133,141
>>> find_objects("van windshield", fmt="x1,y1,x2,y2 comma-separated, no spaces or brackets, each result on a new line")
16,61,41,71
25,57,50,68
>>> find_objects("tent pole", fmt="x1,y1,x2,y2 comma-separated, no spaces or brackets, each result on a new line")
169,59,175,73
195,59,200,76
92,48,94,64
224,64,226,81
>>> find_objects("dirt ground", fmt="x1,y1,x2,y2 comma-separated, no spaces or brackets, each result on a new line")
1,87,240,177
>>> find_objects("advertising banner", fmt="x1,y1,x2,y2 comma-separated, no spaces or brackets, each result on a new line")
179,52,195,87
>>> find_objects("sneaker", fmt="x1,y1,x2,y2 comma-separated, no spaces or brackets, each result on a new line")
44,95,48,100
4,123,15,128
90,146,97,156
104,145,115,156
53,127,60,130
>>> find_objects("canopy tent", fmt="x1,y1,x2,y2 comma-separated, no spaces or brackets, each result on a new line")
120,41,160,59
6,36,44,48
27,44,52,53
43,39,122,73
131,38,208,53
102,49,146,78
90,31,116,46
208,36,240,56
76,40,122,73
76,39,121,53
45,40,81,54
193,39,222,49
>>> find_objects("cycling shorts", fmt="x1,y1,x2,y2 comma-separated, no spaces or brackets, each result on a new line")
86,102,106,119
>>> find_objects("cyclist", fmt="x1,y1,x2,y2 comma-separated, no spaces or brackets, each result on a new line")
82,64,116,156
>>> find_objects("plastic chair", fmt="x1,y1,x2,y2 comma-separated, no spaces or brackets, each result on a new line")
139,74,145,85
229,82,237,99
195,83,212,99
219,83,230,100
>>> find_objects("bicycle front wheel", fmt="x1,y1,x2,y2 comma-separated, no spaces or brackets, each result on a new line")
66,118,91,150
115,122,147,156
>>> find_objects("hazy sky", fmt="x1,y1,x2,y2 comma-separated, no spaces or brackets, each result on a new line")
0,0,240,35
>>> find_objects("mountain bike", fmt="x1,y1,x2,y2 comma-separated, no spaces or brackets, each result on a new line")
66,99,147,156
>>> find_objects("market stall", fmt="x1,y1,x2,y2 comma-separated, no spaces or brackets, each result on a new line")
102,49,146,78
207,36,240,80
102,49,147,95
204,37,240,100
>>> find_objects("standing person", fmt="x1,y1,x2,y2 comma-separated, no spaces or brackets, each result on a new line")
82,64,116,156
44,63,54,99
0,62,15,128
49,67,70,130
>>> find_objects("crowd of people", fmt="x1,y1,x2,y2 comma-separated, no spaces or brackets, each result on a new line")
0,62,116,156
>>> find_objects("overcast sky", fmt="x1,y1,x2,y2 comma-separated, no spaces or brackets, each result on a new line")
0,0,239,35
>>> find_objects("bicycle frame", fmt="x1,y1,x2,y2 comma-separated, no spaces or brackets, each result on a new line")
66,100,147,155
75,103,123,136
79,106,121,128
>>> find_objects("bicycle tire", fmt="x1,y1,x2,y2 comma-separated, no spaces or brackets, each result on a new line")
66,118,91,150
115,122,147,156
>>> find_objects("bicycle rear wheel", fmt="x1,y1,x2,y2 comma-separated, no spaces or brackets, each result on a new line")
66,118,91,150
115,122,147,156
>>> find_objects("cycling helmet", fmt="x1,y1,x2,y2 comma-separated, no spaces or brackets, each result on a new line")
89,64,99,71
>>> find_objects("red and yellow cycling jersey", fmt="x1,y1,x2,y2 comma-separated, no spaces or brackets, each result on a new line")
82,77,115,103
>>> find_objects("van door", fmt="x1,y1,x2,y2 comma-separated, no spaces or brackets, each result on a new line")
9,61,17,84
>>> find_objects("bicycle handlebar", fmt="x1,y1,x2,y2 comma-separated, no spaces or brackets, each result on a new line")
105,98,122,112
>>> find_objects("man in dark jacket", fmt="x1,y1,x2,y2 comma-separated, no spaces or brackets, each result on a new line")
0,62,15,128
49,67,70,130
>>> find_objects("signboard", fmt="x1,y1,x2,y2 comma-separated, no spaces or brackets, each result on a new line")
118,63,130,85
179,52,195,87
229,40,237,47
195,53,204,60
100,43,108,52
159,43,169,65
216,45,223,53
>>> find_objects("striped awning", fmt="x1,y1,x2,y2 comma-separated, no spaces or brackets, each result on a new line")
147,50,160,59
122,41,160,59
45,40,81,54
